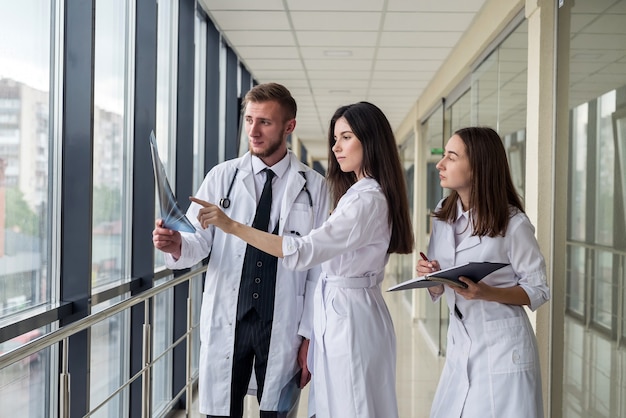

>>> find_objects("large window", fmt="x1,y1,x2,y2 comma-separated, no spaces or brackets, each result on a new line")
0,0,52,322
91,1,133,416
92,0,132,291
152,0,178,411
472,19,528,198
154,0,178,268
558,1,626,417
0,1,55,417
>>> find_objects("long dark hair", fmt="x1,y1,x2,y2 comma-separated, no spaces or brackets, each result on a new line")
434,126,524,237
326,102,414,254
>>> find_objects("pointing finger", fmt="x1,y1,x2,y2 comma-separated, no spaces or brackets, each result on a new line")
189,196,211,207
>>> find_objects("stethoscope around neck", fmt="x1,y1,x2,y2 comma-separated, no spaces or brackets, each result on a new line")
220,168,313,209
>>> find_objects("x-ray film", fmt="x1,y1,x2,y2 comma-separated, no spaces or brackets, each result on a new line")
149,131,196,233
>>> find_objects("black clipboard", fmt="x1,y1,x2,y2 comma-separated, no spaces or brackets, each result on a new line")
388,262,509,291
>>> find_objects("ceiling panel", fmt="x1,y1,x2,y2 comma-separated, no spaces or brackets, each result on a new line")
202,0,489,161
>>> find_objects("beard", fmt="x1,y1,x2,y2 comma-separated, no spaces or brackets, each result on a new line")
249,129,285,159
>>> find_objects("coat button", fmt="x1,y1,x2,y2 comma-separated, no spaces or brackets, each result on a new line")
257,261,263,267
512,350,520,363
253,293,259,299
255,277,261,284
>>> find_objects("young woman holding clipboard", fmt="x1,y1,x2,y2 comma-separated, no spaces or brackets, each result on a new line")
416,127,550,418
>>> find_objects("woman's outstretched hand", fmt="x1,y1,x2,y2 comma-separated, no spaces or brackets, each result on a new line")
189,196,235,232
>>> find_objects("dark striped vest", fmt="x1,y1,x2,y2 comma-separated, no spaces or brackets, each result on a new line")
236,222,279,321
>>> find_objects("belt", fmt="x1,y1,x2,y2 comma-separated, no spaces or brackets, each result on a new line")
323,272,382,289
315,271,383,353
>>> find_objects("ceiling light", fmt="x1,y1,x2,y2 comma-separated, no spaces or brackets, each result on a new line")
324,50,353,57
329,89,351,94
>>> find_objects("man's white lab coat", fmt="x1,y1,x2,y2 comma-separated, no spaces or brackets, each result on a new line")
167,151,329,415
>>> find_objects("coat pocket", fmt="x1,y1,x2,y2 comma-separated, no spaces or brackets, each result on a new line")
484,316,537,374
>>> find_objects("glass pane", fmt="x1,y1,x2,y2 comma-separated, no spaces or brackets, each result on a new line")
152,283,173,415
589,334,612,416
422,107,444,229
398,134,415,304
90,301,129,417
591,250,614,330
448,90,471,134
0,329,51,418
154,0,177,269
562,319,585,418
471,50,499,129
191,274,202,375
0,330,53,418
566,245,586,316
0,1,52,316
503,129,526,198
559,1,626,416
193,12,207,192
569,103,588,242
594,91,615,247
497,21,528,138
92,0,128,291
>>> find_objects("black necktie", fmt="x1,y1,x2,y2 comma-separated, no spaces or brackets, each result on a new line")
252,169,275,232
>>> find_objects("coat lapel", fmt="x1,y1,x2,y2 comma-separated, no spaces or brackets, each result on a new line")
456,234,481,253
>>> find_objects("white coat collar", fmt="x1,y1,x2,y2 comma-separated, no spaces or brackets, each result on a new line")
453,197,481,253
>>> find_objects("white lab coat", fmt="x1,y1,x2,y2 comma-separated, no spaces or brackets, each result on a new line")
166,151,329,416
282,178,398,418
427,199,550,418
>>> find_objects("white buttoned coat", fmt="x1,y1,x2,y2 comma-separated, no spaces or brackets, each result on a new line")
166,151,329,416
427,199,550,418
283,178,398,418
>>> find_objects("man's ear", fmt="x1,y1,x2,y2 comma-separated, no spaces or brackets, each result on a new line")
285,118,296,135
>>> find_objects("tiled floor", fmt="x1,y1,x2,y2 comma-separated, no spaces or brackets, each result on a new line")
180,276,444,418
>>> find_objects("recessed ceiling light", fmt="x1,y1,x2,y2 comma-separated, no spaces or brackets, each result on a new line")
324,50,353,57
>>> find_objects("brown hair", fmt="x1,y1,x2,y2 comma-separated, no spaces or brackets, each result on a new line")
433,126,524,237
326,102,414,254
242,82,297,121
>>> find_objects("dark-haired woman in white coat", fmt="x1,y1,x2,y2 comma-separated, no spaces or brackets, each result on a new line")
417,127,550,418
193,102,414,418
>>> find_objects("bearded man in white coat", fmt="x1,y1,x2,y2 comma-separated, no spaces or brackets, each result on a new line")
152,83,329,418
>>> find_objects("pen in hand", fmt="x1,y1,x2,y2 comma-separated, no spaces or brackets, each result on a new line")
419,252,436,273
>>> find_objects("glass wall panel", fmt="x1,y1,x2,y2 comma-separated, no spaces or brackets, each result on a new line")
0,328,50,418
154,0,177,268
448,90,471,135
472,20,528,198
190,274,202,374
90,301,129,418
497,24,528,138
570,103,588,242
389,133,414,303
91,1,131,414
591,250,614,331
558,1,626,417
0,0,52,318
595,92,616,247
193,12,207,192
566,245,586,317
419,108,446,353
471,51,499,129
0,2,54,416
152,284,173,415
92,0,130,290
